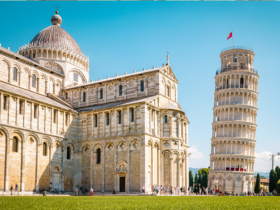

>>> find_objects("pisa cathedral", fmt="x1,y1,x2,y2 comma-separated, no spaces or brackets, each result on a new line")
209,47,258,193
0,11,189,193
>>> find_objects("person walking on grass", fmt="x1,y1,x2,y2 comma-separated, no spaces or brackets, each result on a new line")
10,185,13,195
15,184,18,194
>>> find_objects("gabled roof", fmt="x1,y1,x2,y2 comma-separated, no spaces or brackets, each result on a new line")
0,81,75,111
160,101,182,111
77,95,159,113
159,65,179,83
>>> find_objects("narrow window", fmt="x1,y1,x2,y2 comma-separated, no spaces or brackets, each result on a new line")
66,92,68,99
234,56,237,62
65,114,69,126
3,96,7,110
100,89,103,99
164,115,168,123
131,108,134,122
167,86,170,97
96,148,101,164
19,101,23,115
118,110,121,124
240,78,244,88
141,80,144,92
54,110,58,123
73,73,78,82
34,105,38,119
94,114,98,127
13,67,18,81
32,74,36,88
106,112,109,125
43,142,47,156
33,53,36,58
83,92,86,102
119,85,122,96
151,110,154,121
12,137,18,152
67,146,71,160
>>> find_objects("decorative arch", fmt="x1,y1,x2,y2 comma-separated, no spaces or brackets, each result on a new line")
67,68,87,84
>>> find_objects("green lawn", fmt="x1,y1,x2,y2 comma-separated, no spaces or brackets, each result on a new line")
0,196,279,210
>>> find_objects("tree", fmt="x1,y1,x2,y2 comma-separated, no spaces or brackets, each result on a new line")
276,168,280,184
254,173,261,193
189,170,194,187
198,168,209,188
275,166,279,173
194,173,199,193
269,169,277,192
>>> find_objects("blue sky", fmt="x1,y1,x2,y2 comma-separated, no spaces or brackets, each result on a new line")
0,2,279,172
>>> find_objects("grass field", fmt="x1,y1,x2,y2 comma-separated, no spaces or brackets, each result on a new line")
0,196,279,210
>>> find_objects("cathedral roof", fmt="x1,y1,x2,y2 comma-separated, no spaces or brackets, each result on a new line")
77,95,159,112
29,11,83,56
0,81,75,111
160,101,182,111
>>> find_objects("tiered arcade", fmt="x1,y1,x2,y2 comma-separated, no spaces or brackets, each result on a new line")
208,47,259,194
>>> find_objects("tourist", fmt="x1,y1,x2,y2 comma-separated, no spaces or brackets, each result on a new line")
142,185,145,194
80,186,83,195
170,186,173,195
15,184,18,193
160,185,162,195
76,187,78,196
155,185,158,194
90,188,94,196
167,185,169,194
10,185,13,195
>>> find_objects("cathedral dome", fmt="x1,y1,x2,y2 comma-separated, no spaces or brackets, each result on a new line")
30,10,82,56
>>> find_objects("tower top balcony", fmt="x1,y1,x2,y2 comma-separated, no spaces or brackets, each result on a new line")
221,46,254,54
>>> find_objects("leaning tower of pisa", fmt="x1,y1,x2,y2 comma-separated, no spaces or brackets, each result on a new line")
208,46,259,194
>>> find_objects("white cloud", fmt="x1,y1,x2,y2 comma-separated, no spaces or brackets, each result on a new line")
255,151,271,162
189,146,204,159
254,151,273,172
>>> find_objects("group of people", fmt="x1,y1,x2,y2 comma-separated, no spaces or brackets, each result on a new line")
75,186,94,196
141,185,188,195
9,184,19,195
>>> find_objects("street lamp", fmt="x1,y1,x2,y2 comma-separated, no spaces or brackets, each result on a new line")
269,152,280,170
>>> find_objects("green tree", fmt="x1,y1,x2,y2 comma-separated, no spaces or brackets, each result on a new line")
189,170,194,187
275,166,279,172
276,168,280,184
254,173,261,193
269,169,277,192
198,168,209,188
194,173,199,193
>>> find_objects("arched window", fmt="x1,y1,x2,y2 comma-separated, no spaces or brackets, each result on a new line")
12,137,18,152
119,85,122,96
141,80,144,92
100,89,103,99
240,78,244,88
67,146,71,160
66,92,68,99
32,74,36,88
96,148,101,164
234,55,237,62
43,142,47,156
164,115,168,123
83,92,86,102
13,67,18,81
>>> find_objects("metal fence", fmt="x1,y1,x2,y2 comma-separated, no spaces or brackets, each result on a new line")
221,46,254,53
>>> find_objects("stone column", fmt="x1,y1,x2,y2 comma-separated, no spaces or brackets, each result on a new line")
149,107,152,134
170,116,173,137
170,155,173,187
127,144,130,193
15,97,19,126
7,95,11,124
36,143,40,191
5,138,11,191
101,149,105,192
0,93,2,123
